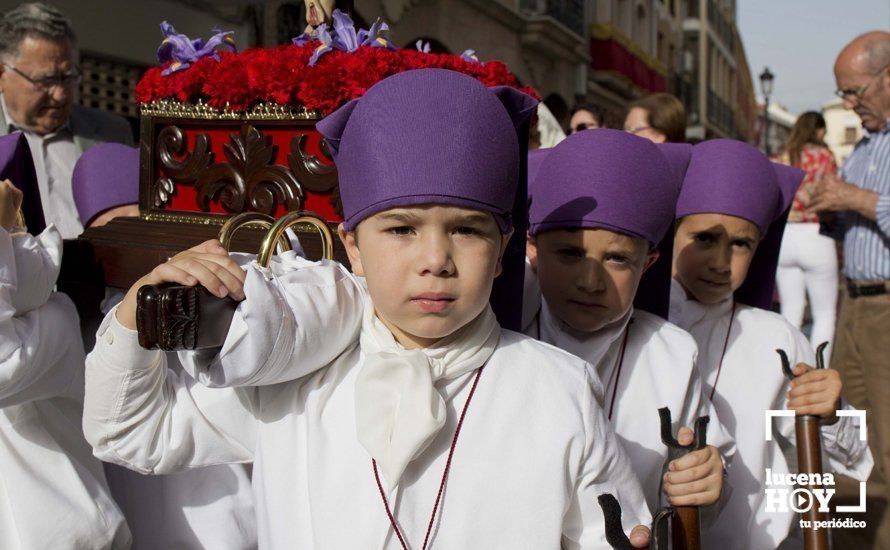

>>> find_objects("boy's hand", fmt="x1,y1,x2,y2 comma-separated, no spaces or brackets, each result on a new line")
115,239,246,330
787,363,842,424
0,179,23,230
662,427,724,506
629,525,650,548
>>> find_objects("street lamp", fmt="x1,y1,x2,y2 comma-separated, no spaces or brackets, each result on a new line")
760,67,775,156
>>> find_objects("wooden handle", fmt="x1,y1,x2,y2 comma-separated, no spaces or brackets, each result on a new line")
796,416,829,550
672,506,700,550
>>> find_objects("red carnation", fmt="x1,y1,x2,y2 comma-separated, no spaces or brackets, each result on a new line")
202,51,252,110
133,38,539,113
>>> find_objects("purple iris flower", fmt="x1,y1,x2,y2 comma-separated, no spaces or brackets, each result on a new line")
359,18,396,50
460,49,480,63
304,10,395,66
157,21,237,75
292,33,312,46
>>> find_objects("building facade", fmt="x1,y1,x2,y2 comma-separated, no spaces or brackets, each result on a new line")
679,0,756,141
757,102,796,157
822,97,864,167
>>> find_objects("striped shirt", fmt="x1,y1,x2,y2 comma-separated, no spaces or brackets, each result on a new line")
839,122,890,280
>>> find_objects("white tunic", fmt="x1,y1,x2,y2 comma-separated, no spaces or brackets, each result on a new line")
669,280,873,550
84,258,653,549
98,292,258,549
0,226,130,549
521,267,735,515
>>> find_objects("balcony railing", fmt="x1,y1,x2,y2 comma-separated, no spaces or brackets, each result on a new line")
520,0,585,36
707,0,735,54
707,88,737,136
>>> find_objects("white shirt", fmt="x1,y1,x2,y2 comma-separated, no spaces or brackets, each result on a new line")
96,291,258,549
0,226,130,549
669,280,873,549
2,96,83,239
521,267,735,515
84,256,653,549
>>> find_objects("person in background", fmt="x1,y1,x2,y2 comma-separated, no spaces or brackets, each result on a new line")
773,111,839,359
624,93,686,144
532,102,566,150
568,101,606,134
72,142,259,550
813,30,890,548
0,3,133,239
0,131,130,549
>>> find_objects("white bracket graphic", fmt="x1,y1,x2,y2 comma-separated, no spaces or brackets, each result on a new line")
836,409,868,441
765,410,795,441
765,409,869,513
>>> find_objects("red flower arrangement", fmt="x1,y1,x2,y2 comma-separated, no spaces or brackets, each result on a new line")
135,42,539,115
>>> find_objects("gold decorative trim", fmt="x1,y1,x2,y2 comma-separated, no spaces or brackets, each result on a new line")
140,99,320,120
140,211,337,235
141,211,226,225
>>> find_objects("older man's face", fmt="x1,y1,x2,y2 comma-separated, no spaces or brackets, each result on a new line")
835,52,890,132
0,35,77,136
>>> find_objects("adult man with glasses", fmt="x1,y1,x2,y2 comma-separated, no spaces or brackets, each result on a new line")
0,3,132,239
811,30,890,549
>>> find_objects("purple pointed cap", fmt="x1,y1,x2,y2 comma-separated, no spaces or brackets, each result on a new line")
527,148,549,191
676,140,804,309
734,162,805,309
317,69,538,232
528,129,681,246
676,139,801,235
0,133,46,233
72,143,139,227
633,142,692,319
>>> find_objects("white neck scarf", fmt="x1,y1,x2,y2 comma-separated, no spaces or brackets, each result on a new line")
355,302,500,490
538,299,632,375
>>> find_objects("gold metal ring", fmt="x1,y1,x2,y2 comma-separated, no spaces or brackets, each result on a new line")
258,210,334,268
217,212,292,252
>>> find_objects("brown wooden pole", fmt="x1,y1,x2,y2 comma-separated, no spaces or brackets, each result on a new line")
671,506,700,550
796,415,829,550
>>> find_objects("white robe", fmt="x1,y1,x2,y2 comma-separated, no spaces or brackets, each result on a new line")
83,256,653,549
97,291,258,549
669,280,873,550
521,267,735,515
0,226,130,549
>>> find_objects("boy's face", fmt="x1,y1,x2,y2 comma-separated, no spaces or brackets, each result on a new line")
527,228,657,333
340,205,509,349
672,213,760,305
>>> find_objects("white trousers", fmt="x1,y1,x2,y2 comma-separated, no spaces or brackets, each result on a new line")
776,223,839,361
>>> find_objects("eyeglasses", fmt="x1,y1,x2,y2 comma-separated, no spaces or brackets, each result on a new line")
573,122,600,133
834,65,888,101
624,125,653,135
2,63,81,92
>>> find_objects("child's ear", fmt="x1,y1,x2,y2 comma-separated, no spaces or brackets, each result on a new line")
493,229,514,278
642,249,660,273
526,233,539,272
338,224,364,277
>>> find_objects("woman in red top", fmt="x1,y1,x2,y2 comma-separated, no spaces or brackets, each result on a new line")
774,111,839,360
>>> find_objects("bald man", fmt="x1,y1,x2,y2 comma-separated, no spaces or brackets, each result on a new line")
813,30,890,548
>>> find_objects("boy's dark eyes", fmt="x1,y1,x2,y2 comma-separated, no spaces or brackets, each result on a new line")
732,239,753,250
605,254,630,265
386,225,414,236
556,247,585,258
694,232,716,244
454,226,482,236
